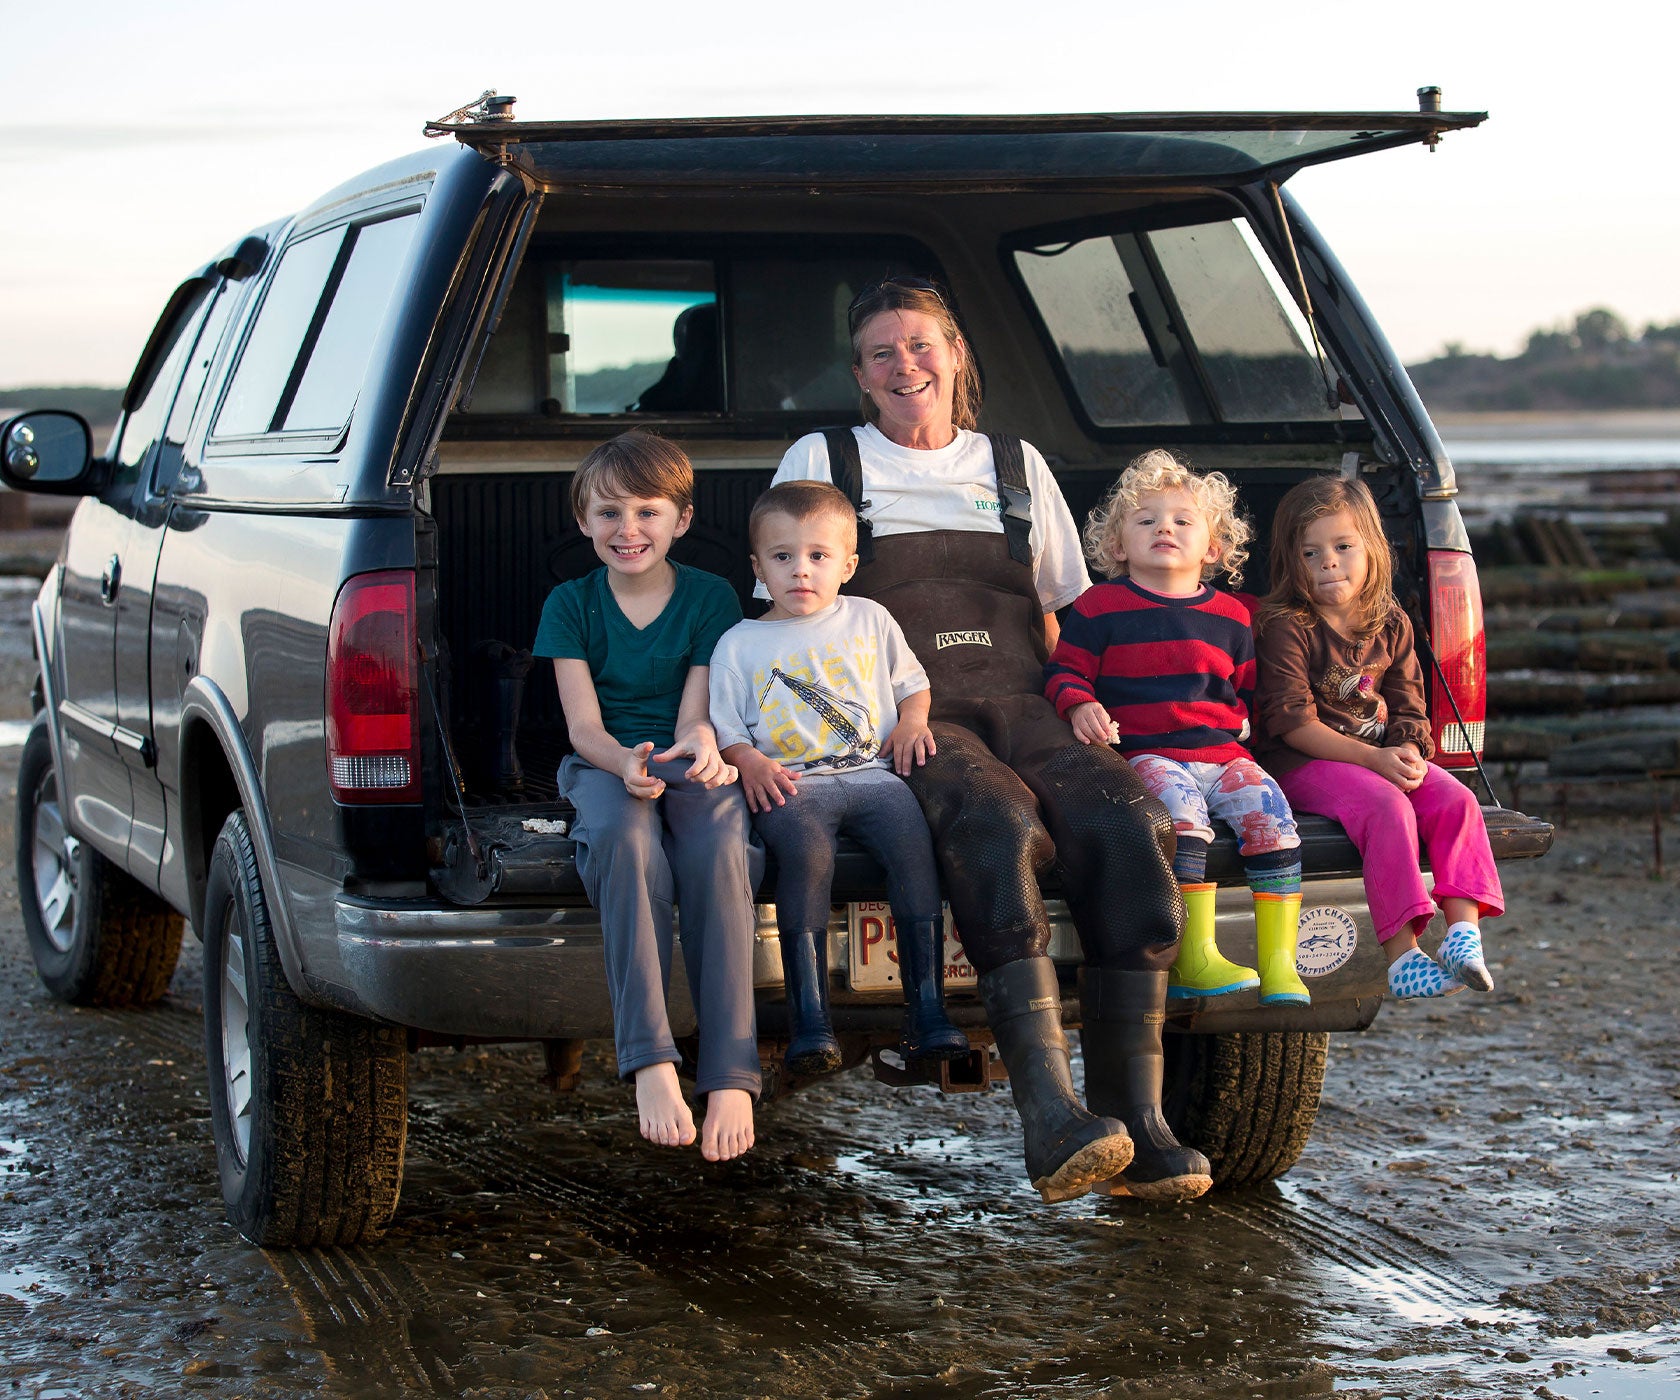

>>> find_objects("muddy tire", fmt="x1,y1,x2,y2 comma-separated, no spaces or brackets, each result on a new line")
1162,1029,1328,1189
15,713,183,1006
202,809,408,1246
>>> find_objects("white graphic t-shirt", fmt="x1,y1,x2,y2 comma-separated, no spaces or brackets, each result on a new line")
708,595,929,774
769,423,1091,612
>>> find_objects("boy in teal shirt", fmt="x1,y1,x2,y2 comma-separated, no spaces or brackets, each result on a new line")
534,430,760,1161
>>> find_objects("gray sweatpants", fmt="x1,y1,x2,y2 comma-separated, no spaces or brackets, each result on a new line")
559,754,763,1098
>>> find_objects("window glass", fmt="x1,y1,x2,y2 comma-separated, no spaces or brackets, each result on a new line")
549,261,718,413
164,283,236,448
113,285,211,487
1147,220,1337,422
731,260,906,413
1013,238,1188,426
284,213,418,431
214,228,345,437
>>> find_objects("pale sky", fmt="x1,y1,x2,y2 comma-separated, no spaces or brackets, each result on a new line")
2,0,1672,387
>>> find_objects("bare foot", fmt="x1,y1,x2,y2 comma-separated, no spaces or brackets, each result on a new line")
699,1089,755,1162
635,1063,697,1148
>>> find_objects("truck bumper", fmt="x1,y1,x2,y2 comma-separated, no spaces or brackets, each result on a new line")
335,874,1400,1041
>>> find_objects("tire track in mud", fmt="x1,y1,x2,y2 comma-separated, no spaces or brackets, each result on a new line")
264,1246,451,1395
403,1110,896,1358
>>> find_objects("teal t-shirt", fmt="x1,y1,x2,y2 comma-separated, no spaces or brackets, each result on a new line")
533,563,742,749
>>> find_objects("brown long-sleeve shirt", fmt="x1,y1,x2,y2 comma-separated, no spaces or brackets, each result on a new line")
1252,605,1434,777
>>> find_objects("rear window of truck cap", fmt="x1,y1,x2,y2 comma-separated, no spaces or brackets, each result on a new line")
436,111,1484,190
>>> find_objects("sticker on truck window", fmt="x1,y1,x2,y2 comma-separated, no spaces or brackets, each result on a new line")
1296,906,1359,977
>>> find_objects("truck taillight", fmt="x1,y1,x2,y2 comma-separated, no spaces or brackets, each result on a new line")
326,571,420,804
1427,549,1486,767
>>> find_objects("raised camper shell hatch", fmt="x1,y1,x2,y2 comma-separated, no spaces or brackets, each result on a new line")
427,108,1488,190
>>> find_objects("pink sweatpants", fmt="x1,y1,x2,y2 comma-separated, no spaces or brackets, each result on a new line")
1276,759,1504,943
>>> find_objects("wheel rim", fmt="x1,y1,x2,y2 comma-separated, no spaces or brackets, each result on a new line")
218,902,254,1163
30,769,80,955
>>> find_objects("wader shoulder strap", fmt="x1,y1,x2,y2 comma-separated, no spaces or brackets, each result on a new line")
988,433,1034,566
822,426,875,564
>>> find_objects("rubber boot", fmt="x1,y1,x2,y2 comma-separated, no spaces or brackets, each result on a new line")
896,918,970,1062
1080,967,1214,1202
979,958,1134,1204
1168,882,1259,999
1255,891,1309,1006
781,928,842,1076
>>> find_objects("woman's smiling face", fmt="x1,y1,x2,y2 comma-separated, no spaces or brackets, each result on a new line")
851,308,965,448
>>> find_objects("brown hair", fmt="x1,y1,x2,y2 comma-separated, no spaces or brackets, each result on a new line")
570,429,694,522
1257,474,1395,638
1082,448,1252,587
748,480,857,554
846,279,982,432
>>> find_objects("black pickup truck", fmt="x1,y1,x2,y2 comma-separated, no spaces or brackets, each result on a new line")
2,93,1551,1247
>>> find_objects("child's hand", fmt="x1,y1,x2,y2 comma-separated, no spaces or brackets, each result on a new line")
733,748,799,812
1367,744,1427,792
887,718,937,776
655,728,737,790
621,741,667,800
1069,701,1120,746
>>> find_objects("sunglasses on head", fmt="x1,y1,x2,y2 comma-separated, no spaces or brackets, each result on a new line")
846,275,948,333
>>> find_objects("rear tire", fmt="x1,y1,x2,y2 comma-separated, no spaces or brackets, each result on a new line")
15,713,183,1005
1162,1029,1328,1188
202,809,408,1246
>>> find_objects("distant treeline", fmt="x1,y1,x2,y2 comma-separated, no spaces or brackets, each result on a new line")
0,385,124,428
1407,309,1680,412
9,306,1680,423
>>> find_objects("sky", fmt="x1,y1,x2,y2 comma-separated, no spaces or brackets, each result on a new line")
2,0,1673,388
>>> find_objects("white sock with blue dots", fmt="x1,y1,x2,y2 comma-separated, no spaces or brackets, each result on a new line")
1387,947,1464,999
1438,922,1493,992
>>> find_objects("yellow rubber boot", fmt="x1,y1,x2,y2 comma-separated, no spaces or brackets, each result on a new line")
1255,890,1309,1005
1168,883,1259,999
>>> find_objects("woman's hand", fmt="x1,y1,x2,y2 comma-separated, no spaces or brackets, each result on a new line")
725,745,798,812
1365,743,1428,792
620,741,667,800
887,717,938,775
656,725,738,790
1069,701,1119,746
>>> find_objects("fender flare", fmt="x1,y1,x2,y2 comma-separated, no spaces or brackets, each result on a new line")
179,676,307,996
30,592,72,834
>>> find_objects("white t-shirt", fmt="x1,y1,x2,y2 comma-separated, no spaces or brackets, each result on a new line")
708,595,929,774
769,423,1092,612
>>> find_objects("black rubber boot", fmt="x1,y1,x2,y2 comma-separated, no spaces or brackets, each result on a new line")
781,928,842,1076
897,919,969,1063
980,958,1134,1204
1079,967,1213,1202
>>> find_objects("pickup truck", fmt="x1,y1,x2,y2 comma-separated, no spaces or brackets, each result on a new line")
2,92,1552,1247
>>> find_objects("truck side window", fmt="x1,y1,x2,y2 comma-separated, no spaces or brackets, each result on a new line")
1014,217,1341,429
213,211,419,440
109,285,211,496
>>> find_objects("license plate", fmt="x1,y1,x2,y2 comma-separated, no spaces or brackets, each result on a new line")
846,902,977,993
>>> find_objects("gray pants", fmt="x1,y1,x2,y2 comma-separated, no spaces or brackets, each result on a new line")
560,755,763,1097
752,766,942,933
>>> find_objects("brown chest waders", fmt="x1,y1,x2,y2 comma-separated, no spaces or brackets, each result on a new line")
844,530,1183,976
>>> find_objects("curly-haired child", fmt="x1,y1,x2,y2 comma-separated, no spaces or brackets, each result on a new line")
1045,450,1308,1005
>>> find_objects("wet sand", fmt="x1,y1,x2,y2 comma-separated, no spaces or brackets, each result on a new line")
1,731,1675,1396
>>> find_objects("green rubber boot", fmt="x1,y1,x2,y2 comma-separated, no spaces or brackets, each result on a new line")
1255,891,1309,1006
1168,883,1259,999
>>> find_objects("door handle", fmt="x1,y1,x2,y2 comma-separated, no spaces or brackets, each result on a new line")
100,554,121,605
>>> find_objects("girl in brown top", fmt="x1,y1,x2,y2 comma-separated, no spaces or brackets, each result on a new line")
1253,477,1502,999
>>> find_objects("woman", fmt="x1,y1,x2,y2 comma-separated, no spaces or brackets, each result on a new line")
768,277,1211,1204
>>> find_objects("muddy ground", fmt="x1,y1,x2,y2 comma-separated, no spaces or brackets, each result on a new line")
1,578,1678,1399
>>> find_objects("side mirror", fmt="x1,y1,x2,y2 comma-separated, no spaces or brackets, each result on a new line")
0,410,95,493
